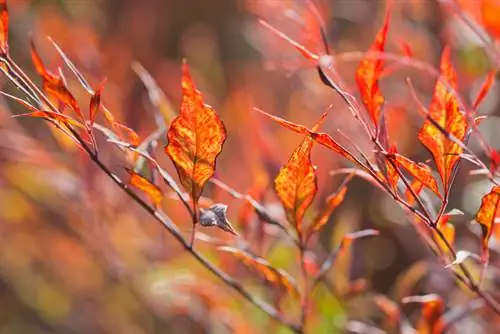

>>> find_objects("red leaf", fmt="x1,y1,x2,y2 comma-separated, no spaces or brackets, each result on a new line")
472,70,496,111
418,46,466,194
475,185,500,263
481,0,500,39
403,294,444,334
0,0,8,55
165,62,227,203
308,180,349,236
89,79,106,127
355,9,391,127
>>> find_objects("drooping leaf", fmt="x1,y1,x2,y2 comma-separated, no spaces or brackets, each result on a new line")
0,0,8,56
355,9,391,127
402,294,444,334
475,185,500,263
199,204,239,236
219,246,299,299
307,179,349,236
126,169,164,208
390,153,441,199
165,62,227,203
472,70,495,111
418,46,466,194
89,79,106,127
30,39,83,121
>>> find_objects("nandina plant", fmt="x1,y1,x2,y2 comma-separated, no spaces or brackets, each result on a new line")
1,0,500,333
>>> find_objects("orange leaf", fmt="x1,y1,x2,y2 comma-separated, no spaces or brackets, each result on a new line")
391,153,441,199
308,182,348,236
435,215,455,254
384,146,399,190
219,246,299,299
475,185,500,263
275,134,317,236
406,178,424,206
418,46,466,194
481,0,500,39
355,9,391,127
165,62,227,203
0,0,8,55
256,108,353,161
403,294,444,334
374,295,400,328
472,70,495,111
30,40,83,121
126,169,164,207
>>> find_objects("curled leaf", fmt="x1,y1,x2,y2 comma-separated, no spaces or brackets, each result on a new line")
199,204,239,236
89,79,106,127
355,8,391,127
126,169,164,208
219,246,299,299
417,46,466,194
165,62,227,203
445,250,481,269
475,185,500,263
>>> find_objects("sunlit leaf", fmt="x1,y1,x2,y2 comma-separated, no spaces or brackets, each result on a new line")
418,46,466,194
199,204,239,236
384,146,399,190
405,178,424,206
126,169,164,208
472,70,495,111
475,185,500,263
390,153,441,199
355,9,391,127
219,246,299,299
0,0,8,55
30,39,83,121
165,62,227,204
402,294,444,334
308,179,349,236
435,215,455,254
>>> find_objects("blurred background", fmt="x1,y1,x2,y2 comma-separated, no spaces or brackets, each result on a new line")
0,0,499,333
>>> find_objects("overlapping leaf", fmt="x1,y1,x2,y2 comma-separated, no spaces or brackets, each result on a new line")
219,246,299,299
0,0,8,55
126,169,164,207
435,215,455,254
30,40,83,121
355,9,391,127
418,47,466,194
475,186,500,263
165,62,227,203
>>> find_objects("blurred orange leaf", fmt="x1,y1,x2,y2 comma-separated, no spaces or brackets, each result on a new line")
165,62,227,203
481,0,500,39
307,179,349,237
475,185,500,263
219,246,299,299
390,153,441,199
403,294,444,334
30,39,83,121
435,215,455,254
126,169,163,208
355,9,391,127
0,0,8,55
89,79,106,127
418,46,466,195
374,295,400,328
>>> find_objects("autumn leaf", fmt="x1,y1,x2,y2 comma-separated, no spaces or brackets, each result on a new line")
403,294,444,334
481,0,500,39
355,9,391,127
165,62,227,204
307,178,350,237
418,46,466,194
472,70,495,111
475,185,500,263
406,178,424,206
384,146,399,190
389,153,441,199
435,215,455,254
89,79,106,127
30,39,83,121
0,0,8,56
374,295,400,328
126,169,164,207
219,246,299,299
